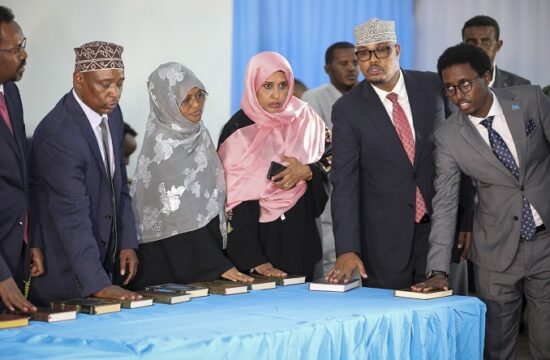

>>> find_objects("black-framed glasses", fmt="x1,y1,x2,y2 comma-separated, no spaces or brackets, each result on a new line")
443,77,480,97
181,89,208,107
355,45,395,62
0,37,27,55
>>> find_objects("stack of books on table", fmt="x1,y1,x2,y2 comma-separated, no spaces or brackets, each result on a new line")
7,307,77,323
393,288,453,300
50,298,122,315
189,280,249,295
252,274,306,286
308,278,361,292
145,283,209,298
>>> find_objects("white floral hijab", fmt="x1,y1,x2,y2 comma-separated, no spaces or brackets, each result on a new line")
131,62,226,245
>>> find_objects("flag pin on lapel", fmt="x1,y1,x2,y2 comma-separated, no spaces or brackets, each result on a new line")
512,104,520,111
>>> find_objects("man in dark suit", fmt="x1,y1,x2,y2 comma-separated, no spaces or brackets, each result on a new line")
0,6,43,312
30,41,140,303
414,43,550,359
462,15,531,88
326,18,451,289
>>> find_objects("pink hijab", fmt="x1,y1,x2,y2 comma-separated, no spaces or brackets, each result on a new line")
218,51,325,222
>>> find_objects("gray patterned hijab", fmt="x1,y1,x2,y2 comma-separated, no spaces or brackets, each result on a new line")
131,62,226,245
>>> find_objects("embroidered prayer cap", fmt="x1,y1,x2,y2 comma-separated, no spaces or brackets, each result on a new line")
74,41,124,73
354,18,396,47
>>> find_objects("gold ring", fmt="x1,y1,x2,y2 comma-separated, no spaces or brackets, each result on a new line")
334,269,340,274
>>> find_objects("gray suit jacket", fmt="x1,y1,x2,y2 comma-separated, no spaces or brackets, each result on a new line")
427,86,550,273
493,67,531,88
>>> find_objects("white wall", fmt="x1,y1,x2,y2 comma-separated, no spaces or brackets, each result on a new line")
4,0,233,174
414,0,550,88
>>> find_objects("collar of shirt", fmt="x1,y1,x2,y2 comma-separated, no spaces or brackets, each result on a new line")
467,91,502,125
370,69,407,101
0,83,4,94
72,89,106,128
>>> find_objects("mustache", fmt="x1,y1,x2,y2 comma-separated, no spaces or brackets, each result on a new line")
18,59,26,69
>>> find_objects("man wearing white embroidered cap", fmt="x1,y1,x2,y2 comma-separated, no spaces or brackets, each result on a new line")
326,18,462,289
29,41,141,304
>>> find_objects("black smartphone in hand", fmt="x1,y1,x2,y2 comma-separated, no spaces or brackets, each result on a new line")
267,161,287,180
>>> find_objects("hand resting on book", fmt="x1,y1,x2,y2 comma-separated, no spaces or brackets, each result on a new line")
254,262,287,278
410,274,449,293
222,267,254,282
325,252,367,284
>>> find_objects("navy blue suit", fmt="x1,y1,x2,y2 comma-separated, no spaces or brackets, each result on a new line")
331,71,450,289
0,81,31,284
29,91,137,303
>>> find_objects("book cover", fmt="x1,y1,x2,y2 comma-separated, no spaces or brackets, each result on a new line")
394,288,453,300
136,290,191,304
145,283,209,298
252,274,306,286
7,307,76,322
51,298,121,315
106,298,154,309
0,314,29,329
189,280,248,295
308,278,361,292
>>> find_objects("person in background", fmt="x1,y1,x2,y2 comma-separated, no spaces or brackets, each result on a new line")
302,41,359,278
0,5,44,312
462,15,530,88
130,62,253,288
414,43,550,360
218,52,328,280
293,78,308,99
30,41,140,304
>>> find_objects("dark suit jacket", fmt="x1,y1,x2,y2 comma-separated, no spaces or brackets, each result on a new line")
331,70,448,273
29,91,137,302
493,67,531,88
0,81,31,283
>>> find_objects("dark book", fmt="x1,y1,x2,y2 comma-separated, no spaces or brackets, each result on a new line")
0,314,29,329
136,290,190,304
50,298,121,315
189,280,248,295
308,278,361,292
394,288,453,300
7,307,76,322
252,274,306,286
145,283,209,298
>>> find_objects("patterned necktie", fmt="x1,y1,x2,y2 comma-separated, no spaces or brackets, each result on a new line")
480,116,536,240
100,116,118,268
386,92,427,223
0,92,14,135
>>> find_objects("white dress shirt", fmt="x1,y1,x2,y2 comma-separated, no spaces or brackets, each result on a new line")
72,89,115,176
371,70,416,141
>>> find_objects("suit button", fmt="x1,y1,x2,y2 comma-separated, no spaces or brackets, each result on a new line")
105,215,112,220
520,185,525,191
513,216,519,221
18,221,23,226
413,172,418,179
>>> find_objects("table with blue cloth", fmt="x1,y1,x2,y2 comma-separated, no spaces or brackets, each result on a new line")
0,284,485,360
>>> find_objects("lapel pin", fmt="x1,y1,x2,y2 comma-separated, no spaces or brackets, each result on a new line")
512,104,520,111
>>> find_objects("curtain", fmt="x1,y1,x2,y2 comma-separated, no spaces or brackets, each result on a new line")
231,0,415,113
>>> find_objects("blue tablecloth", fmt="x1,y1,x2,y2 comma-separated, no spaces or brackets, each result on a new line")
0,285,485,360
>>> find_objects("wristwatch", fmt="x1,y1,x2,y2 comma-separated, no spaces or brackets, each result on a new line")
428,270,448,280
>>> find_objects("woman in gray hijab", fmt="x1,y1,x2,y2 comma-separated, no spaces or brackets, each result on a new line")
130,62,253,287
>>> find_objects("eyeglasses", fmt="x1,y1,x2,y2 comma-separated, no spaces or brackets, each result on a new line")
443,77,480,97
355,45,395,62
0,38,27,55
181,89,208,107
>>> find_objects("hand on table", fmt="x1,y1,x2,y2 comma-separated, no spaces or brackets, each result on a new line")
0,276,37,312
93,285,142,300
222,267,254,282
325,252,367,283
254,262,287,278
410,275,449,292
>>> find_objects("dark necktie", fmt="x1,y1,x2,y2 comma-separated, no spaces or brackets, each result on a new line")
386,92,427,223
480,116,536,240
100,116,118,268
0,92,14,135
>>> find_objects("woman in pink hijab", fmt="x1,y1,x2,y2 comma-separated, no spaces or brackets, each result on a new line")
218,52,329,280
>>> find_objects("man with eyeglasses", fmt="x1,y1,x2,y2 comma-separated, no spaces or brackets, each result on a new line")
413,43,550,359
0,6,44,312
326,18,455,290
462,15,530,88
